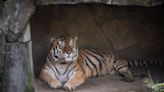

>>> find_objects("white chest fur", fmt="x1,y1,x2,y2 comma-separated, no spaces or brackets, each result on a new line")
52,63,75,83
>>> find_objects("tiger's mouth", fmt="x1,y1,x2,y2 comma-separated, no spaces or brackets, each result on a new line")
60,62,67,64
64,57,74,62
59,60,74,64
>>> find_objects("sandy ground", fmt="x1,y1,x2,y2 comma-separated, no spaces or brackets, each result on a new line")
35,67,164,92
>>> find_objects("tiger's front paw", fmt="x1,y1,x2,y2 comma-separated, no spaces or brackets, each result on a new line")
63,82,76,91
48,80,62,89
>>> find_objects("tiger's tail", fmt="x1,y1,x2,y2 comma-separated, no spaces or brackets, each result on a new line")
127,59,164,79
127,59,164,67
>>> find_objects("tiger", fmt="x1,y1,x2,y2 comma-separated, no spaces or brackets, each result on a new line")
39,35,134,91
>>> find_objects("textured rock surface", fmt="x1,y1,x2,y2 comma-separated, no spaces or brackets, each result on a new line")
31,4,164,77
1,0,36,92
0,1,6,74
0,31,5,74
2,42,35,92
0,30,5,91
0,0,8,34
0,1,7,90
36,0,164,6
5,0,35,42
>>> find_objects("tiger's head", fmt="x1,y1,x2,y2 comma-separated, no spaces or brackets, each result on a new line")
48,36,79,64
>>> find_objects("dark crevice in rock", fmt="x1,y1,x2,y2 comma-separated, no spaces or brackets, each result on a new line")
6,31,23,43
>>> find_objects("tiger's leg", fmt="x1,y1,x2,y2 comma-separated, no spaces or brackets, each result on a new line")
63,67,85,91
114,59,134,82
39,67,62,88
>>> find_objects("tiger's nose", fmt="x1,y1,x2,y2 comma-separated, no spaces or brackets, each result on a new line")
64,46,72,54
66,51,71,54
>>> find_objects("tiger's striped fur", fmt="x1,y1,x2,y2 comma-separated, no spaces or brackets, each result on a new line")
39,36,134,91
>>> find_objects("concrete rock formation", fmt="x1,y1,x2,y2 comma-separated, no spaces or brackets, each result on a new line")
36,0,164,6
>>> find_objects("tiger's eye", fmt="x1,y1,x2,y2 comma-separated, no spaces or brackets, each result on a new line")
60,45,64,49
58,41,65,48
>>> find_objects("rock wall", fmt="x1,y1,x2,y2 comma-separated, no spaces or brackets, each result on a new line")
0,1,7,89
0,31,5,74
0,0,36,92
31,4,164,77
36,0,164,6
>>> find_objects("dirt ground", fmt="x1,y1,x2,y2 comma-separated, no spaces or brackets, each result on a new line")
35,67,164,92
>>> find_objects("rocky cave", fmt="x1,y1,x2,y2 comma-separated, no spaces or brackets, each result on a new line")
0,0,164,92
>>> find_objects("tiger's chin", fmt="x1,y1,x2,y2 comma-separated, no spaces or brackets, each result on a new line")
63,56,78,63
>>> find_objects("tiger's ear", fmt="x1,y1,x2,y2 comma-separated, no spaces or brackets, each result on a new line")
51,37,56,43
74,36,78,42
